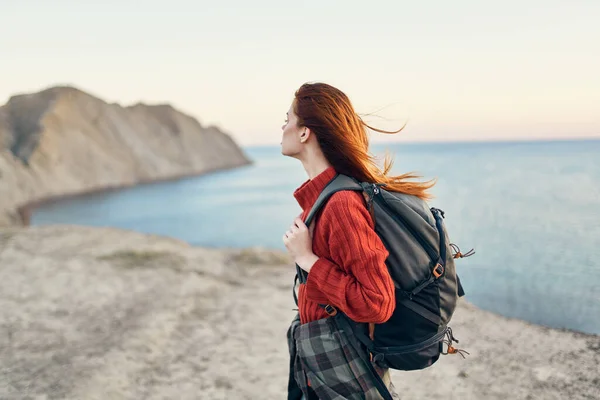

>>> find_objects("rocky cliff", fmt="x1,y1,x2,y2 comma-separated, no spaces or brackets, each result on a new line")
0,86,251,225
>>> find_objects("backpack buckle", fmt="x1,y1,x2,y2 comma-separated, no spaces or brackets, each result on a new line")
323,304,338,316
431,207,445,218
433,263,444,279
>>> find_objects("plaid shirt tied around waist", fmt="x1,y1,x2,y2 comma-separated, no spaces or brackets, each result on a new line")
286,313,400,400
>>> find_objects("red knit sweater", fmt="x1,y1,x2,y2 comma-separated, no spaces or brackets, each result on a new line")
294,167,396,325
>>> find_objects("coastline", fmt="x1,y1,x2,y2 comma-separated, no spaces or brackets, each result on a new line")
3,141,599,398
15,160,253,226
0,83,255,228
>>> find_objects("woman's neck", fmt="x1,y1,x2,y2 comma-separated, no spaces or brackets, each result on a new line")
300,150,333,180
304,162,332,180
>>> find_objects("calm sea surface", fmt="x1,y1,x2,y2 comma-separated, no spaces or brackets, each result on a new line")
31,140,600,335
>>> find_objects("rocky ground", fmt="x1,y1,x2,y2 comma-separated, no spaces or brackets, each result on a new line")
0,226,598,400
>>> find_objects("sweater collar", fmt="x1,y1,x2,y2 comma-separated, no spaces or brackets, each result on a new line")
294,166,337,212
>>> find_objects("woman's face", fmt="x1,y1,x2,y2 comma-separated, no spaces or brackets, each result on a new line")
280,102,305,158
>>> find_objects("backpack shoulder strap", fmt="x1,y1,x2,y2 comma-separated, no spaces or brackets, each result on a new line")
294,174,363,287
304,174,363,227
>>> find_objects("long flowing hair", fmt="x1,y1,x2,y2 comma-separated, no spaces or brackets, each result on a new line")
294,82,435,200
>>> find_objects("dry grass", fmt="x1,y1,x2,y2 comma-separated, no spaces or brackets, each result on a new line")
98,250,185,270
0,231,16,247
228,248,291,266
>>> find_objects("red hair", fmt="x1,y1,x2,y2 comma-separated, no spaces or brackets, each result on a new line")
294,82,435,200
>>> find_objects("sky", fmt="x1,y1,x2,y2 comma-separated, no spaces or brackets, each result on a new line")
1,0,599,146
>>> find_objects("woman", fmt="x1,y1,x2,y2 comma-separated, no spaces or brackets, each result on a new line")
282,82,434,399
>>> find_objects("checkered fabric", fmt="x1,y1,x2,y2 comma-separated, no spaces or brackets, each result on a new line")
287,314,400,400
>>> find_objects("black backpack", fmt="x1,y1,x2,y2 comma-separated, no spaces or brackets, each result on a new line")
293,173,473,397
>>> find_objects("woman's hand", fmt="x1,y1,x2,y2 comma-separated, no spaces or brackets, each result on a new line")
283,217,319,272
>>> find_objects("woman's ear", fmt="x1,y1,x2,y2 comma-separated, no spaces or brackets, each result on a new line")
300,128,311,143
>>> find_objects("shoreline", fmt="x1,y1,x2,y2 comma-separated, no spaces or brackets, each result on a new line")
15,160,253,225
464,304,600,339
7,151,599,339
12,159,600,338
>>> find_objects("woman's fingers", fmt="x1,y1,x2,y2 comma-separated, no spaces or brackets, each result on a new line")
284,218,307,242
294,218,307,230
283,232,292,245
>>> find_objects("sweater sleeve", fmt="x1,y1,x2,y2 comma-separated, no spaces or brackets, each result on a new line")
304,191,396,323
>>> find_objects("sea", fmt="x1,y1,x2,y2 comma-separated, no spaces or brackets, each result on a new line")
31,140,600,335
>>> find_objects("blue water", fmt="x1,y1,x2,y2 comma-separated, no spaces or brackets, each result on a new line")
32,140,600,335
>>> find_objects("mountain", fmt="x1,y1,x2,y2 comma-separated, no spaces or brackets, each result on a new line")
0,86,251,225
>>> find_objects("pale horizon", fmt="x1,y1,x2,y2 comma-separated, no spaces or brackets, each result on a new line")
1,0,599,146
